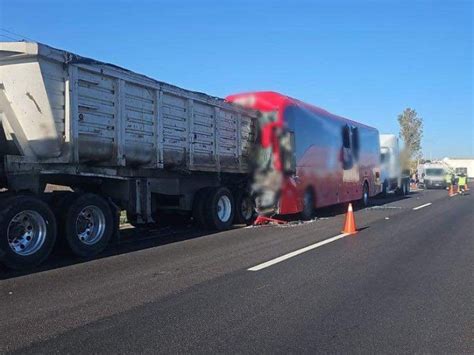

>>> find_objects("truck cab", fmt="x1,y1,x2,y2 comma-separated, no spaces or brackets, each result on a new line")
379,134,410,195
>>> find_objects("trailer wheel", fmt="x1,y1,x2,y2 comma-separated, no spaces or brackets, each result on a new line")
300,189,315,221
233,190,255,225
192,187,213,228
62,193,115,257
204,187,235,230
0,195,57,270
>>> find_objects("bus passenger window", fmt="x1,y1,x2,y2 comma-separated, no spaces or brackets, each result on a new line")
281,130,296,175
351,127,360,161
342,125,351,148
341,125,353,170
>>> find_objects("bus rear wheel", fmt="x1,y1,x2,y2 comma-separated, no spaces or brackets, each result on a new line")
300,189,315,221
361,183,369,207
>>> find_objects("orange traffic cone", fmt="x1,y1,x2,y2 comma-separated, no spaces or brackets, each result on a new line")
342,203,357,235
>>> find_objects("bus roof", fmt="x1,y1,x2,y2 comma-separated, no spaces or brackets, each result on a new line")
226,91,377,131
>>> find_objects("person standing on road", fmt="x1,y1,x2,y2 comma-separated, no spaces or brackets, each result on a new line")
458,173,467,194
445,171,453,189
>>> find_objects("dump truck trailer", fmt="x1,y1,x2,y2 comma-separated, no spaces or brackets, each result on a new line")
0,41,257,269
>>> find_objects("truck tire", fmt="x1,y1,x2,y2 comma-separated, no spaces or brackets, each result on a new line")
381,180,388,197
62,193,115,258
204,187,235,230
0,195,57,270
401,181,410,196
192,187,213,228
233,189,255,225
300,188,315,221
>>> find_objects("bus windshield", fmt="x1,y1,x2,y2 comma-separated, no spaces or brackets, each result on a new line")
425,168,444,176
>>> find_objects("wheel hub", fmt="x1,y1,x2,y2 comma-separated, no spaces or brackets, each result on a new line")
7,210,47,256
75,206,106,245
217,196,232,222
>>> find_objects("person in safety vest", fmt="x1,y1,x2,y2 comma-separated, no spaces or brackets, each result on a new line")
458,173,467,194
445,172,453,189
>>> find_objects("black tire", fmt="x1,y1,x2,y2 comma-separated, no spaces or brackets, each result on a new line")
192,187,213,228
381,180,388,197
62,193,115,258
204,187,235,230
400,181,408,196
233,189,256,225
0,195,57,270
360,182,369,207
300,188,315,221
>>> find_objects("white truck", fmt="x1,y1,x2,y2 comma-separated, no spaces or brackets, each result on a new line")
0,42,257,269
379,134,411,196
422,163,448,189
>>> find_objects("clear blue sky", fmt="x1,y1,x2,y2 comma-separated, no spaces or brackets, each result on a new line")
1,0,472,158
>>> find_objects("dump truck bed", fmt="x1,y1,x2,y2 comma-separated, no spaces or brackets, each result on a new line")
0,42,256,176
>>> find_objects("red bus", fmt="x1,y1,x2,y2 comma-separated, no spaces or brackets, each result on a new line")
226,91,381,219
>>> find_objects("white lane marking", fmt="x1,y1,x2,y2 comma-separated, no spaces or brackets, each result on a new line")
413,202,432,210
248,233,350,271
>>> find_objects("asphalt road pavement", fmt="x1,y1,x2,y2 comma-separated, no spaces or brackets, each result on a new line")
1,186,473,353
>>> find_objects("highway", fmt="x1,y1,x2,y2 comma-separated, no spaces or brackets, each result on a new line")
1,186,473,353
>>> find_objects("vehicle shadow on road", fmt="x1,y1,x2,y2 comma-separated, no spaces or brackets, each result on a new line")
0,218,229,280
314,192,413,218
0,191,419,280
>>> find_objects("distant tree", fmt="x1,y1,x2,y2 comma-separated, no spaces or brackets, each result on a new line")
398,108,423,169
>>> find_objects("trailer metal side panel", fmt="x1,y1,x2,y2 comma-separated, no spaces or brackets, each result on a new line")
0,42,257,176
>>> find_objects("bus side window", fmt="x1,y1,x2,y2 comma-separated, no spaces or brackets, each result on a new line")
342,125,351,149
281,130,296,175
341,125,353,170
351,126,360,161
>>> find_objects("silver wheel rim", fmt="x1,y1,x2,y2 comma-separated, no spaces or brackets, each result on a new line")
240,196,253,220
7,210,47,256
363,189,368,205
217,195,232,222
75,205,106,245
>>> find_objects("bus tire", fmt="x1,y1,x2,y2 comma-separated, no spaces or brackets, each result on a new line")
204,187,235,230
300,189,315,221
233,189,255,225
62,193,115,258
361,182,370,207
0,195,57,270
